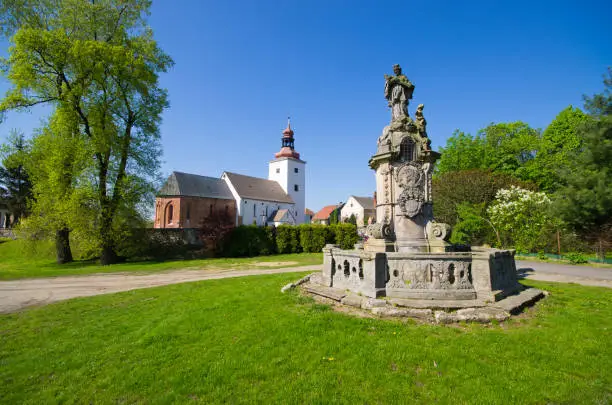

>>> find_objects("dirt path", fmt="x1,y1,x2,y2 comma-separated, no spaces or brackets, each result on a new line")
0,265,321,314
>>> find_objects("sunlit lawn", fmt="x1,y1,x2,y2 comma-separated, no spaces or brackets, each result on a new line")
0,239,322,280
0,274,610,404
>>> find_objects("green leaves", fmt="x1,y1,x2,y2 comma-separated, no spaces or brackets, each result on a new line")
0,0,172,264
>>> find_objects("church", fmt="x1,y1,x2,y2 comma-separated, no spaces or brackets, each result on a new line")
154,121,306,229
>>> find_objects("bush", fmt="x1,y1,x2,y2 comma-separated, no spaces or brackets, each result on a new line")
564,252,588,264
221,225,275,257
330,224,359,249
299,224,332,253
276,225,301,254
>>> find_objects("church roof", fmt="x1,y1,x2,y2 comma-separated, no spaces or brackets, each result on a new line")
350,196,375,210
158,172,234,200
223,172,294,204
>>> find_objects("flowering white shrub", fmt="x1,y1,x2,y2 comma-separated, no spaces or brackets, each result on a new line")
487,186,554,252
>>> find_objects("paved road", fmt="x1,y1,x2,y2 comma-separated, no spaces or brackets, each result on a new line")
516,260,612,287
0,261,610,314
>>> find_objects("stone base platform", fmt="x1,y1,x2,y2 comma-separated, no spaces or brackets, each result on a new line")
290,274,545,323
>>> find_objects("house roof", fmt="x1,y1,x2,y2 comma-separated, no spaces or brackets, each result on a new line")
158,172,234,200
350,196,375,210
223,172,294,204
313,205,337,221
305,208,315,216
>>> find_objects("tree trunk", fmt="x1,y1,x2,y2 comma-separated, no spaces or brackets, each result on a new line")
100,244,117,265
99,213,118,265
55,228,73,264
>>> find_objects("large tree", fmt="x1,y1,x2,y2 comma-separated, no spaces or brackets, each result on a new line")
553,69,612,258
0,0,172,264
532,106,591,192
0,131,33,225
436,122,541,181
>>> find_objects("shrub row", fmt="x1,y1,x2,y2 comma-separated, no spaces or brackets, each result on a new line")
120,224,359,260
223,223,359,257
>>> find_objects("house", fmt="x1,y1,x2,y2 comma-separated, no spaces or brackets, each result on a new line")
154,120,307,228
340,195,376,227
312,204,343,225
154,172,236,229
304,208,315,224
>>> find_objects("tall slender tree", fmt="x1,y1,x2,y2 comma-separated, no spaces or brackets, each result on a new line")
0,131,33,225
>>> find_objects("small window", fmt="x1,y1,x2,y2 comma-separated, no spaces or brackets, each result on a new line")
294,168,298,173
225,205,229,216
276,168,280,174
400,137,416,162
294,184,299,192
186,204,191,220
209,204,213,216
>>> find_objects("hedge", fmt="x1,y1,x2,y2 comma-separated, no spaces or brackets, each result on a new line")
127,223,359,260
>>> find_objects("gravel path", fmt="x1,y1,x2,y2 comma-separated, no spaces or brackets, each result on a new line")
0,261,610,314
0,265,320,314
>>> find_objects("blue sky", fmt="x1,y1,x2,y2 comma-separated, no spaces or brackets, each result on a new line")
1,0,611,212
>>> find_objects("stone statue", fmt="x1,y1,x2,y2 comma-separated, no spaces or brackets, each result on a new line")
384,64,415,121
415,103,431,150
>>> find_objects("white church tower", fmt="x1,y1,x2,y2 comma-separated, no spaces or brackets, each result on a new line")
268,119,306,224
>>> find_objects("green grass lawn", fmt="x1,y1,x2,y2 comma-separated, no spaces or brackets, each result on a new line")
0,239,323,280
0,274,610,404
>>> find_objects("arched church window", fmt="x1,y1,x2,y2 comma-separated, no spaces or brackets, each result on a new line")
167,204,174,224
400,138,416,162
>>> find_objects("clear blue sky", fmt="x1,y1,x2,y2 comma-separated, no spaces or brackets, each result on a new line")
1,0,611,212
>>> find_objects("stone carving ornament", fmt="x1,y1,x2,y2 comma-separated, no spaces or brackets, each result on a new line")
395,162,425,218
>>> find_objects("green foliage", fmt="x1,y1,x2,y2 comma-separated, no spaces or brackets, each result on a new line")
436,130,486,174
0,0,173,264
433,168,535,227
0,131,33,224
328,207,340,225
221,225,275,257
552,69,612,255
298,224,332,253
330,223,359,249
346,213,357,226
275,225,301,254
449,203,497,246
436,122,541,181
564,252,588,264
532,106,591,192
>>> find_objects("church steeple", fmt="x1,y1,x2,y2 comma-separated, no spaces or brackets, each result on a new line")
275,117,300,159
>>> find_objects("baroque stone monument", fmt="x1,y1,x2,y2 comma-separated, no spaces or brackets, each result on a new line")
299,65,543,322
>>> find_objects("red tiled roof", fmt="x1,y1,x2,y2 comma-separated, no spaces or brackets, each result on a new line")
305,208,315,216
313,205,337,220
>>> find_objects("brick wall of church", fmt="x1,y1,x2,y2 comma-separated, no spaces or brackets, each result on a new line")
154,197,236,229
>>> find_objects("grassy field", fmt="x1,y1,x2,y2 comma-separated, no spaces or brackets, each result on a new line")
0,239,323,280
0,274,610,404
